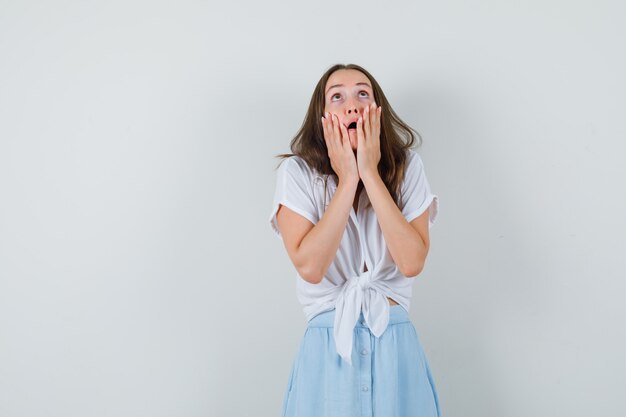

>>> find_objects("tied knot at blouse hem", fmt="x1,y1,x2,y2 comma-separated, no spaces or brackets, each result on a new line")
333,268,392,366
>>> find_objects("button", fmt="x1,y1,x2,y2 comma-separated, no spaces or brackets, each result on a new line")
362,386,369,392
360,349,368,355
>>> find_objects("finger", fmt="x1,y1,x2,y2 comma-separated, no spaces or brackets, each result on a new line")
363,105,371,140
357,115,365,147
369,105,378,140
370,102,378,136
332,114,342,146
374,106,381,140
322,114,334,152
339,122,351,150
327,113,336,146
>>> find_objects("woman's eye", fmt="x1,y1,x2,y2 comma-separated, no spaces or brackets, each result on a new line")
331,94,341,101
359,91,369,98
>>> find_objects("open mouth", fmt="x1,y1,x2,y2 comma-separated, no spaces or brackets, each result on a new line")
348,122,357,130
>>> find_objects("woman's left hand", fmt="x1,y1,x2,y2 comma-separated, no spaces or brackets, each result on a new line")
356,102,382,180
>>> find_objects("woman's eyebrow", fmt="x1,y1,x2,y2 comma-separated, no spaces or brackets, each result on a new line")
325,82,372,95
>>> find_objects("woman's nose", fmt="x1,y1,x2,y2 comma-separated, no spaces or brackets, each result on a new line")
346,106,361,115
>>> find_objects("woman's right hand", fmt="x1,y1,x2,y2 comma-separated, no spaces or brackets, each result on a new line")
321,113,359,185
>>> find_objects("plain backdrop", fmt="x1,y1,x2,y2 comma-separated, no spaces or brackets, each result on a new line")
1,1,625,416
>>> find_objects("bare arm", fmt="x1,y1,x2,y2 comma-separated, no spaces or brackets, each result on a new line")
355,103,431,277
276,177,358,284
361,170,431,278
276,113,361,284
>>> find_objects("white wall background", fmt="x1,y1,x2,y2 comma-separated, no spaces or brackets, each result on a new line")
1,1,625,416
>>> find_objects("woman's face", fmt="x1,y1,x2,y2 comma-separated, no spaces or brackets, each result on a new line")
323,69,375,150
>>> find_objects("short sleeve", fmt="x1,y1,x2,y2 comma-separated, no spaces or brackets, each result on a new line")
269,157,319,239
400,150,439,227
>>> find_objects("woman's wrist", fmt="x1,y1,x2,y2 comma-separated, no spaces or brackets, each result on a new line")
338,175,360,190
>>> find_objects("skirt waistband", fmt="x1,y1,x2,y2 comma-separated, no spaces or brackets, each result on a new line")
307,305,410,328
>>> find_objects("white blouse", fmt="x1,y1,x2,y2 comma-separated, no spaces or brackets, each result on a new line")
269,148,439,365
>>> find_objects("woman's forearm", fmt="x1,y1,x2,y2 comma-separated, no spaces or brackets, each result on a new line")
296,178,358,284
362,172,428,277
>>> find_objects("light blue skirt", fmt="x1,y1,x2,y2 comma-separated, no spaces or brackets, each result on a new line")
281,305,441,417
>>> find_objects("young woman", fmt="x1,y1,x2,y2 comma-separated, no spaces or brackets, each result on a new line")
269,63,441,417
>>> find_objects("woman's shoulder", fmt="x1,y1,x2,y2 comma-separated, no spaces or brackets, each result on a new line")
402,148,421,171
399,148,428,190
277,154,320,181
279,154,310,171
405,147,428,169
405,147,421,161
